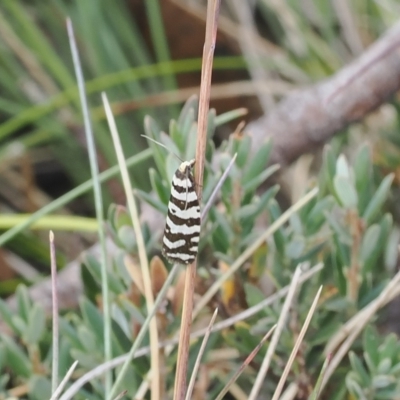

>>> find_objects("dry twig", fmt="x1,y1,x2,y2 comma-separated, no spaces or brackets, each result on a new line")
173,2,220,399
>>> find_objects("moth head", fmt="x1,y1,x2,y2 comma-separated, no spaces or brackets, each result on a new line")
178,159,195,174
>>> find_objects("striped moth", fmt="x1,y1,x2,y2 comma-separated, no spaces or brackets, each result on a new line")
142,136,201,265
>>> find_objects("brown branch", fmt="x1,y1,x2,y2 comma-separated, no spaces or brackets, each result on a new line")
249,20,400,167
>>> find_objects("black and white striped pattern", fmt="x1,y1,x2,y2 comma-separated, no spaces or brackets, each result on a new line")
162,159,201,265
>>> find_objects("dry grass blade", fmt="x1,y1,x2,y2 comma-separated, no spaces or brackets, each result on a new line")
49,230,59,394
309,353,332,400
279,382,298,399
201,153,237,219
102,93,159,400
215,325,277,400
249,264,304,400
271,285,323,400
185,308,219,400
174,1,221,399
332,0,363,55
67,17,112,395
50,360,79,400
112,390,128,400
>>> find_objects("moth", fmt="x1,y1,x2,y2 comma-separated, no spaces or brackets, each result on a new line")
162,159,201,265
141,135,201,265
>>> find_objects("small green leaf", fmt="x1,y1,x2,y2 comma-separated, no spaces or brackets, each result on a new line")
82,253,102,284
360,224,381,264
29,375,51,400
363,326,380,371
149,168,170,205
308,318,342,346
57,342,72,373
325,297,350,313
319,145,337,194
202,171,221,206
143,116,165,175
244,283,265,309
372,375,395,389
118,225,137,252
237,203,258,222
0,299,20,334
242,140,272,183
110,310,133,349
206,135,215,162
166,154,180,185
215,108,248,127
235,324,261,350
390,362,400,374
177,95,197,134
378,213,393,251
0,342,5,371
336,154,351,178
16,285,31,323
210,209,233,253
306,196,335,233
25,304,46,345
83,254,123,295
169,119,185,153
184,124,197,161
120,298,145,325
345,374,366,398
1,334,32,378
349,351,370,386
385,227,400,271
235,134,251,168
110,204,131,231
289,213,303,235
70,348,98,369
238,185,279,222
363,174,394,224
331,250,347,295
134,189,168,215
242,164,279,196
333,175,358,208
77,325,100,355
268,200,285,255
285,236,305,259
354,144,372,213
364,353,376,377
325,210,352,244
80,298,104,346
12,315,27,336
159,132,180,157
379,334,398,361
377,358,392,375
117,363,139,395
59,319,84,350
177,108,196,143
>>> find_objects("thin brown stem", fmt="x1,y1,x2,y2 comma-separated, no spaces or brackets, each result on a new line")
173,1,220,399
